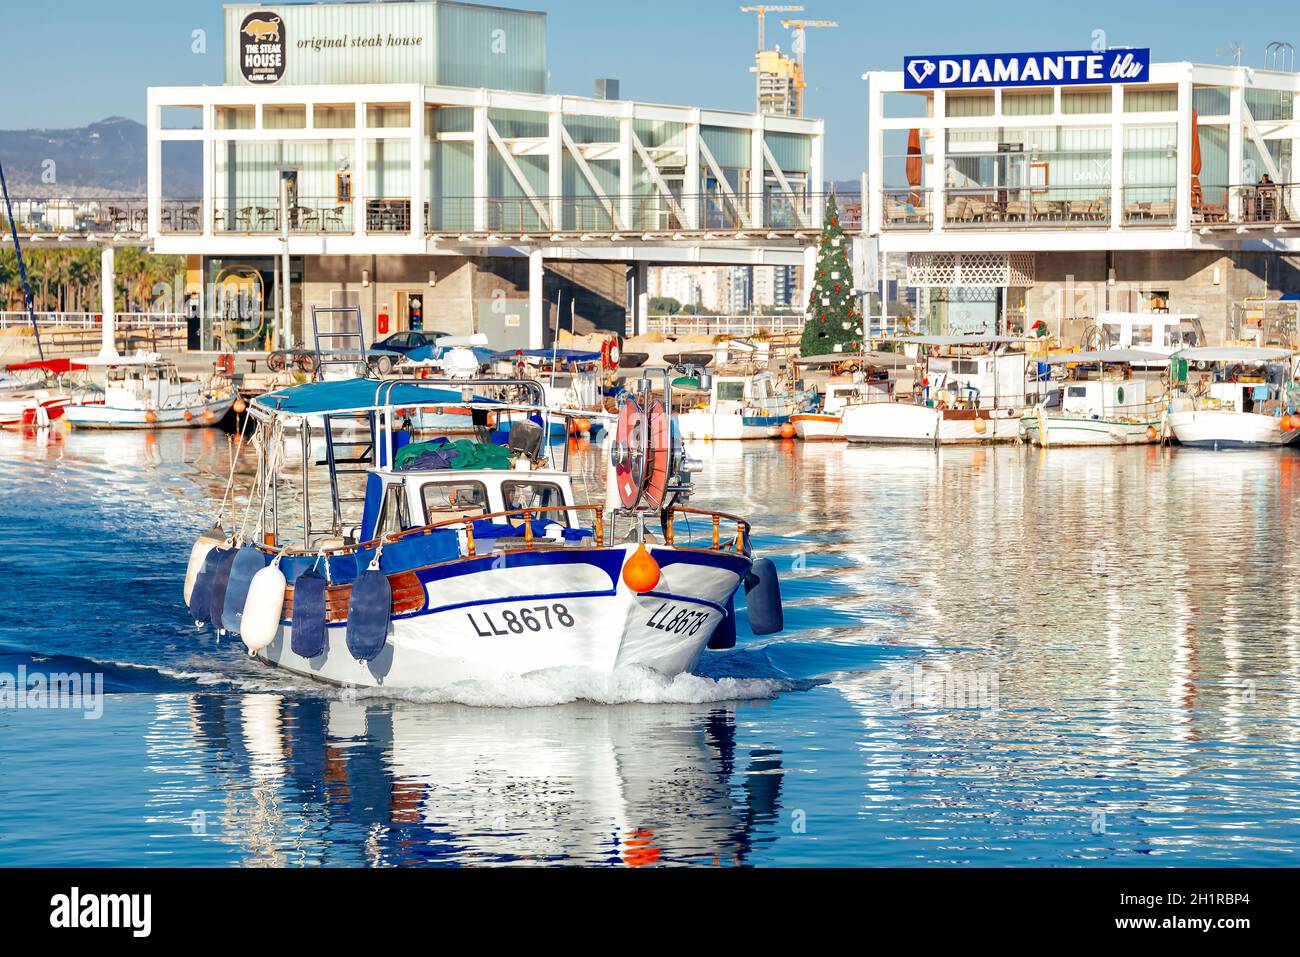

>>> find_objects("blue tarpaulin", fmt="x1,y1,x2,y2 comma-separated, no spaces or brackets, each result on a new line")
255,378,497,415
491,349,602,362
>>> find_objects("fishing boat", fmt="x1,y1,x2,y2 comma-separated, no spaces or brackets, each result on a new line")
841,335,1049,445
182,372,785,690
1022,349,1170,447
489,347,617,438
790,353,903,441
1166,346,1300,448
676,370,816,440
63,353,238,429
0,358,86,429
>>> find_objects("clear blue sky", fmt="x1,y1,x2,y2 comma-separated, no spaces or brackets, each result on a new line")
0,0,1289,179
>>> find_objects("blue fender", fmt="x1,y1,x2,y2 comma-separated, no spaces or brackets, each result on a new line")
189,546,230,625
221,547,268,635
744,557,784,636
291,571,329,659
346,568,392,662
207,548,240,631
707,595,737,649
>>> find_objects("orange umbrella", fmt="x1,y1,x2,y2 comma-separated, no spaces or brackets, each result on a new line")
1190,110,1203,211
906,128,923,206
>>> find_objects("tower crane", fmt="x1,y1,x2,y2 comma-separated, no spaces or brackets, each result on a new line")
780,18,838,115
739,5,803,53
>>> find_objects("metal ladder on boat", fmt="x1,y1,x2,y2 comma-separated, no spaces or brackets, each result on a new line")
315,411,376,537
310,305,367,379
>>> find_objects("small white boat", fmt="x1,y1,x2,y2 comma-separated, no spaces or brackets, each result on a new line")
1166,346,1300,448
1022,349,1170,447
0,358,85,429
677,371,815,440
790,352,902,441
842,335,1052,445
63,353,236,430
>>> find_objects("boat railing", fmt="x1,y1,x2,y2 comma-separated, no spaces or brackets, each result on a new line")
661,506,750,554
255,502,752,561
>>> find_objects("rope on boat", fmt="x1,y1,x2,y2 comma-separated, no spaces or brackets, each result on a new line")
213,421,250,530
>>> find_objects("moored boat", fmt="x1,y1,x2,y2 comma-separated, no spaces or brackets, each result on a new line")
1166,346,1300,448
63,353,237,429
841,335,1051,445
677,370,816,440
1022,349,1170,447
0,358,86,429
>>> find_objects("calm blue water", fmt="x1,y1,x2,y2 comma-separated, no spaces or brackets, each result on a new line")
2,427,1300,866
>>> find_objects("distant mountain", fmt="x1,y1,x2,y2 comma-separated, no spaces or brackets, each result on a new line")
0,117,201,198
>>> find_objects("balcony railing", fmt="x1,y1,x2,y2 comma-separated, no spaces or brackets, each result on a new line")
1121,185,1178,225
648,314,805,337
0,197,149,234
214,198,355,234
882,188,934,229
946,186,1110,227
1197,183,1299,226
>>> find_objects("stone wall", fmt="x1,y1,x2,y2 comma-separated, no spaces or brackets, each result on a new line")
1025,250,1300,347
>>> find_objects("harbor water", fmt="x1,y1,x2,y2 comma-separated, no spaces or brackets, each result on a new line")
2,427,1299,866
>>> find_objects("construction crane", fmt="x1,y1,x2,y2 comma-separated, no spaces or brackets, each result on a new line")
739,5,803,53
781,18,838,115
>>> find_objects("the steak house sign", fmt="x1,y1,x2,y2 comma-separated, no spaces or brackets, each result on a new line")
237,9,426,84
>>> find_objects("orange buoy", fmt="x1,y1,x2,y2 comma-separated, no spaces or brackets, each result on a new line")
973,417,987,434
144,410,158,424
1146,425,1158,441
184,409,194,422
779,423,796,439
622,543,661,593
233,398,247,414
203,409,216,423
574,417,591,433
1282,415,1293,432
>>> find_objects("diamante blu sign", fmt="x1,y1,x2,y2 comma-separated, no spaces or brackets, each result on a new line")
903,49,1150,90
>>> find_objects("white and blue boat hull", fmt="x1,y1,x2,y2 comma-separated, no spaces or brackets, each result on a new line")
257,544,749,689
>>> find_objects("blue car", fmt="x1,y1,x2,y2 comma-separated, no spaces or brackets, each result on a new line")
372,330,450,356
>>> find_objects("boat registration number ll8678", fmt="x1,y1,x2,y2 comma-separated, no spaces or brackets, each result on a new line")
646,601,712,636
467,603,576,637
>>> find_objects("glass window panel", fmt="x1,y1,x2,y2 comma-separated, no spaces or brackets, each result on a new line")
1061,89,1110,114
314,105,355,129
263,106,306,130
367,104,411,129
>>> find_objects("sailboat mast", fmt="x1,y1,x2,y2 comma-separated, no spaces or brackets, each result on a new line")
0,160,45,361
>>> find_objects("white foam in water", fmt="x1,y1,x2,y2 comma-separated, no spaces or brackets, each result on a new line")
105,657,798,707
347,665,795,708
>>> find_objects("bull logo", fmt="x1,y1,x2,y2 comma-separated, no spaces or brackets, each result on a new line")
238,11,286,84
242,16,281,42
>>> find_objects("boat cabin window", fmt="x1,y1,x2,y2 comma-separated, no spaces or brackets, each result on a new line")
1067,386,1088,398
375,483,411,539
951,359,978,375
717,381,746,402
421,480,490,525
501,480,569,527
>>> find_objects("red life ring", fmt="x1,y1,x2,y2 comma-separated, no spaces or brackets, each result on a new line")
216,353,235,376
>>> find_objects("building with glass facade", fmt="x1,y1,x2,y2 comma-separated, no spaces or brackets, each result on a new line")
865,59,1300,344
148,1,823,351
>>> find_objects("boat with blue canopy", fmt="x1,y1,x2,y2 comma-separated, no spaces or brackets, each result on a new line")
182,370,784,690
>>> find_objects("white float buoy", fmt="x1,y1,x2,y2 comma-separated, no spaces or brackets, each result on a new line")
183,525,227,605
241,555,287,653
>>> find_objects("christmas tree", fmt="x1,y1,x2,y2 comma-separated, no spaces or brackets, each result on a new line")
799,193,863,357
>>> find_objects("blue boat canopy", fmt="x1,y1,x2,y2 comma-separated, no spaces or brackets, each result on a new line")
492,348,602,362
405,345,496,363
254,378,499,415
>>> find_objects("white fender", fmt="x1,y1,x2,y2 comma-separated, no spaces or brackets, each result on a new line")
183,527,227,604
241,558,287,653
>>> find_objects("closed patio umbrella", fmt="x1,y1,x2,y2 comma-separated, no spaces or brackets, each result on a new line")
906,128,923,206
1190,110,1203,211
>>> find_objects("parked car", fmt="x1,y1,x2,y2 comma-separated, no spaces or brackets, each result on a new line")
372,331,451,356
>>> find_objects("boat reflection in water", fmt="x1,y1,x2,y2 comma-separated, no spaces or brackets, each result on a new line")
170,694,785,867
